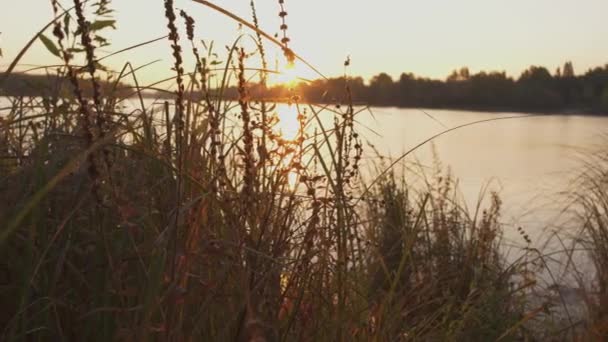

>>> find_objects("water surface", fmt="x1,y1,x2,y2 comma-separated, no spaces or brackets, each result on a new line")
345,107,606,248
3,96,606,250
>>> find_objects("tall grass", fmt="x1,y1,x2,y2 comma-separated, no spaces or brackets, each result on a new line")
570,140,608,339
361,170,525,340
0,0,587,341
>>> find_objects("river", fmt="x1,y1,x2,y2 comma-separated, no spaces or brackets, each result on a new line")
287,105,607,252
3,96,607,253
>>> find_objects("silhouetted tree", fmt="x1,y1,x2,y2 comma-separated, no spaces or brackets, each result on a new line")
14,61,608,114
516,66,562,109
563,61,575,78
369,73,395,105
447,67,471,82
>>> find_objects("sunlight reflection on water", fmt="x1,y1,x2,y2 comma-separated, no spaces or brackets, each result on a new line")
2,96,607,259
276,104,299,141
271,103,608,254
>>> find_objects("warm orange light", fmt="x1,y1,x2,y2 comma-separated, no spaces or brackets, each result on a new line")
275,104,302,189
270,61,301,87
276,104,300,141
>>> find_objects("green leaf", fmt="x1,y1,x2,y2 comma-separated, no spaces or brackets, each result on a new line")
39,34,61,58
75,20,116,36
89,20,116,32
94,35,110,47
63,14,71,37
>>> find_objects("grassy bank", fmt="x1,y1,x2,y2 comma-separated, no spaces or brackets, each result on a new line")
1,1,607,341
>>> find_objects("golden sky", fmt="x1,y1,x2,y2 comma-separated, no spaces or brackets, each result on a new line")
1,0,607,84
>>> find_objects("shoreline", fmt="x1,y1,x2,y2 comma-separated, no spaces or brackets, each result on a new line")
2,93,606,117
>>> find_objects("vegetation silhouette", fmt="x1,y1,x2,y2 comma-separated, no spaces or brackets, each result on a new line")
2,0,608,340
6,61,608,115
224,62,608,114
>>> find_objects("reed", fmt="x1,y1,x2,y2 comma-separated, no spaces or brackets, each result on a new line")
569,140,608,339
0,1,588,341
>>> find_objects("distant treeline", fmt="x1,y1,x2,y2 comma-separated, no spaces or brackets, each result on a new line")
226,62,608,114
0,73,130,98
5,62,608,114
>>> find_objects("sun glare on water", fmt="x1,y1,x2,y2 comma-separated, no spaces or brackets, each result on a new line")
276,104,300,141
275,104,302,189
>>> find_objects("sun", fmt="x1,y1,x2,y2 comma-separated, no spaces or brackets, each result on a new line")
269,61,303,87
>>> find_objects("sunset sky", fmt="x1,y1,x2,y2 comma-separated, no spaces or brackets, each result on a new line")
1,0,607,84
